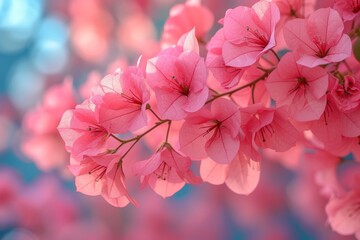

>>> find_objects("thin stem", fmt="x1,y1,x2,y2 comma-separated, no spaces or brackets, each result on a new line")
146,103,162,121
251,84,256,104
119,138,140,162
126,120,168,143
110,133,124,143
165,121,172,143
209,87,219,94
206,72,269,104
270,49,280,62
260,55,276,66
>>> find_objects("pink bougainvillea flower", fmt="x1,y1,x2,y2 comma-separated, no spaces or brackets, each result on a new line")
133,143,201,198
242,105,299,152
266,52,328,121
146,29,208,120
69,148,136,207
58,100,109,157
161,0,214,48
102,155,137,207
334,0,360,21
221,0,280,68
22,79,76,171
98,66,150,134
23,79,76,135
206,28,247,88
22,135,69,171
330,72,360,111
200,151,260,195
179,98,241,164
284,8,352,67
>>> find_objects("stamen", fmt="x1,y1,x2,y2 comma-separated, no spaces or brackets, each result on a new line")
154,162,171,180
244,26,268,47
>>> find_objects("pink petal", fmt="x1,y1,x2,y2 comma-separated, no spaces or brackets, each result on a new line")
148,171,185,198
178,51,207,93
291,94,327,121
183,86,209,113
177,28,199,54
225,152,260,195
133,154,162,176
310,99,343,146
211,98,241,135
325,34,352,62
296,55,331,68
179,120,210,160
254,109,298,151
206,128,240,164
222,41,262,68
284,19,317,54
75,173,104,196
104,160,136,206
341,108,360,137
306,8,344,48
200,158,228,185
155,89,187,120
102,194,131,208
252,1,280,36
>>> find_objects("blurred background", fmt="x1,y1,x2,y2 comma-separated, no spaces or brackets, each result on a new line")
0,0,355,239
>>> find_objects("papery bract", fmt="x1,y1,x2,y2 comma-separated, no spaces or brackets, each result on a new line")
242,105,299,152
179,98,241,164
69,145,135,207
266,52,328,121
284,8,352,67
147,29,208,120
222,0,280,68
102,156,136,207
206,28,246,88
201,151,260,195
58,100,109,157
98,66,150,134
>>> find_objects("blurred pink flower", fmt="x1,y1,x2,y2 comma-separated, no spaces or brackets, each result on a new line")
22,79,76,171
161,0,214,48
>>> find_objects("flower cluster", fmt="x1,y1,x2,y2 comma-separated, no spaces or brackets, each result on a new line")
51,0,360,238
